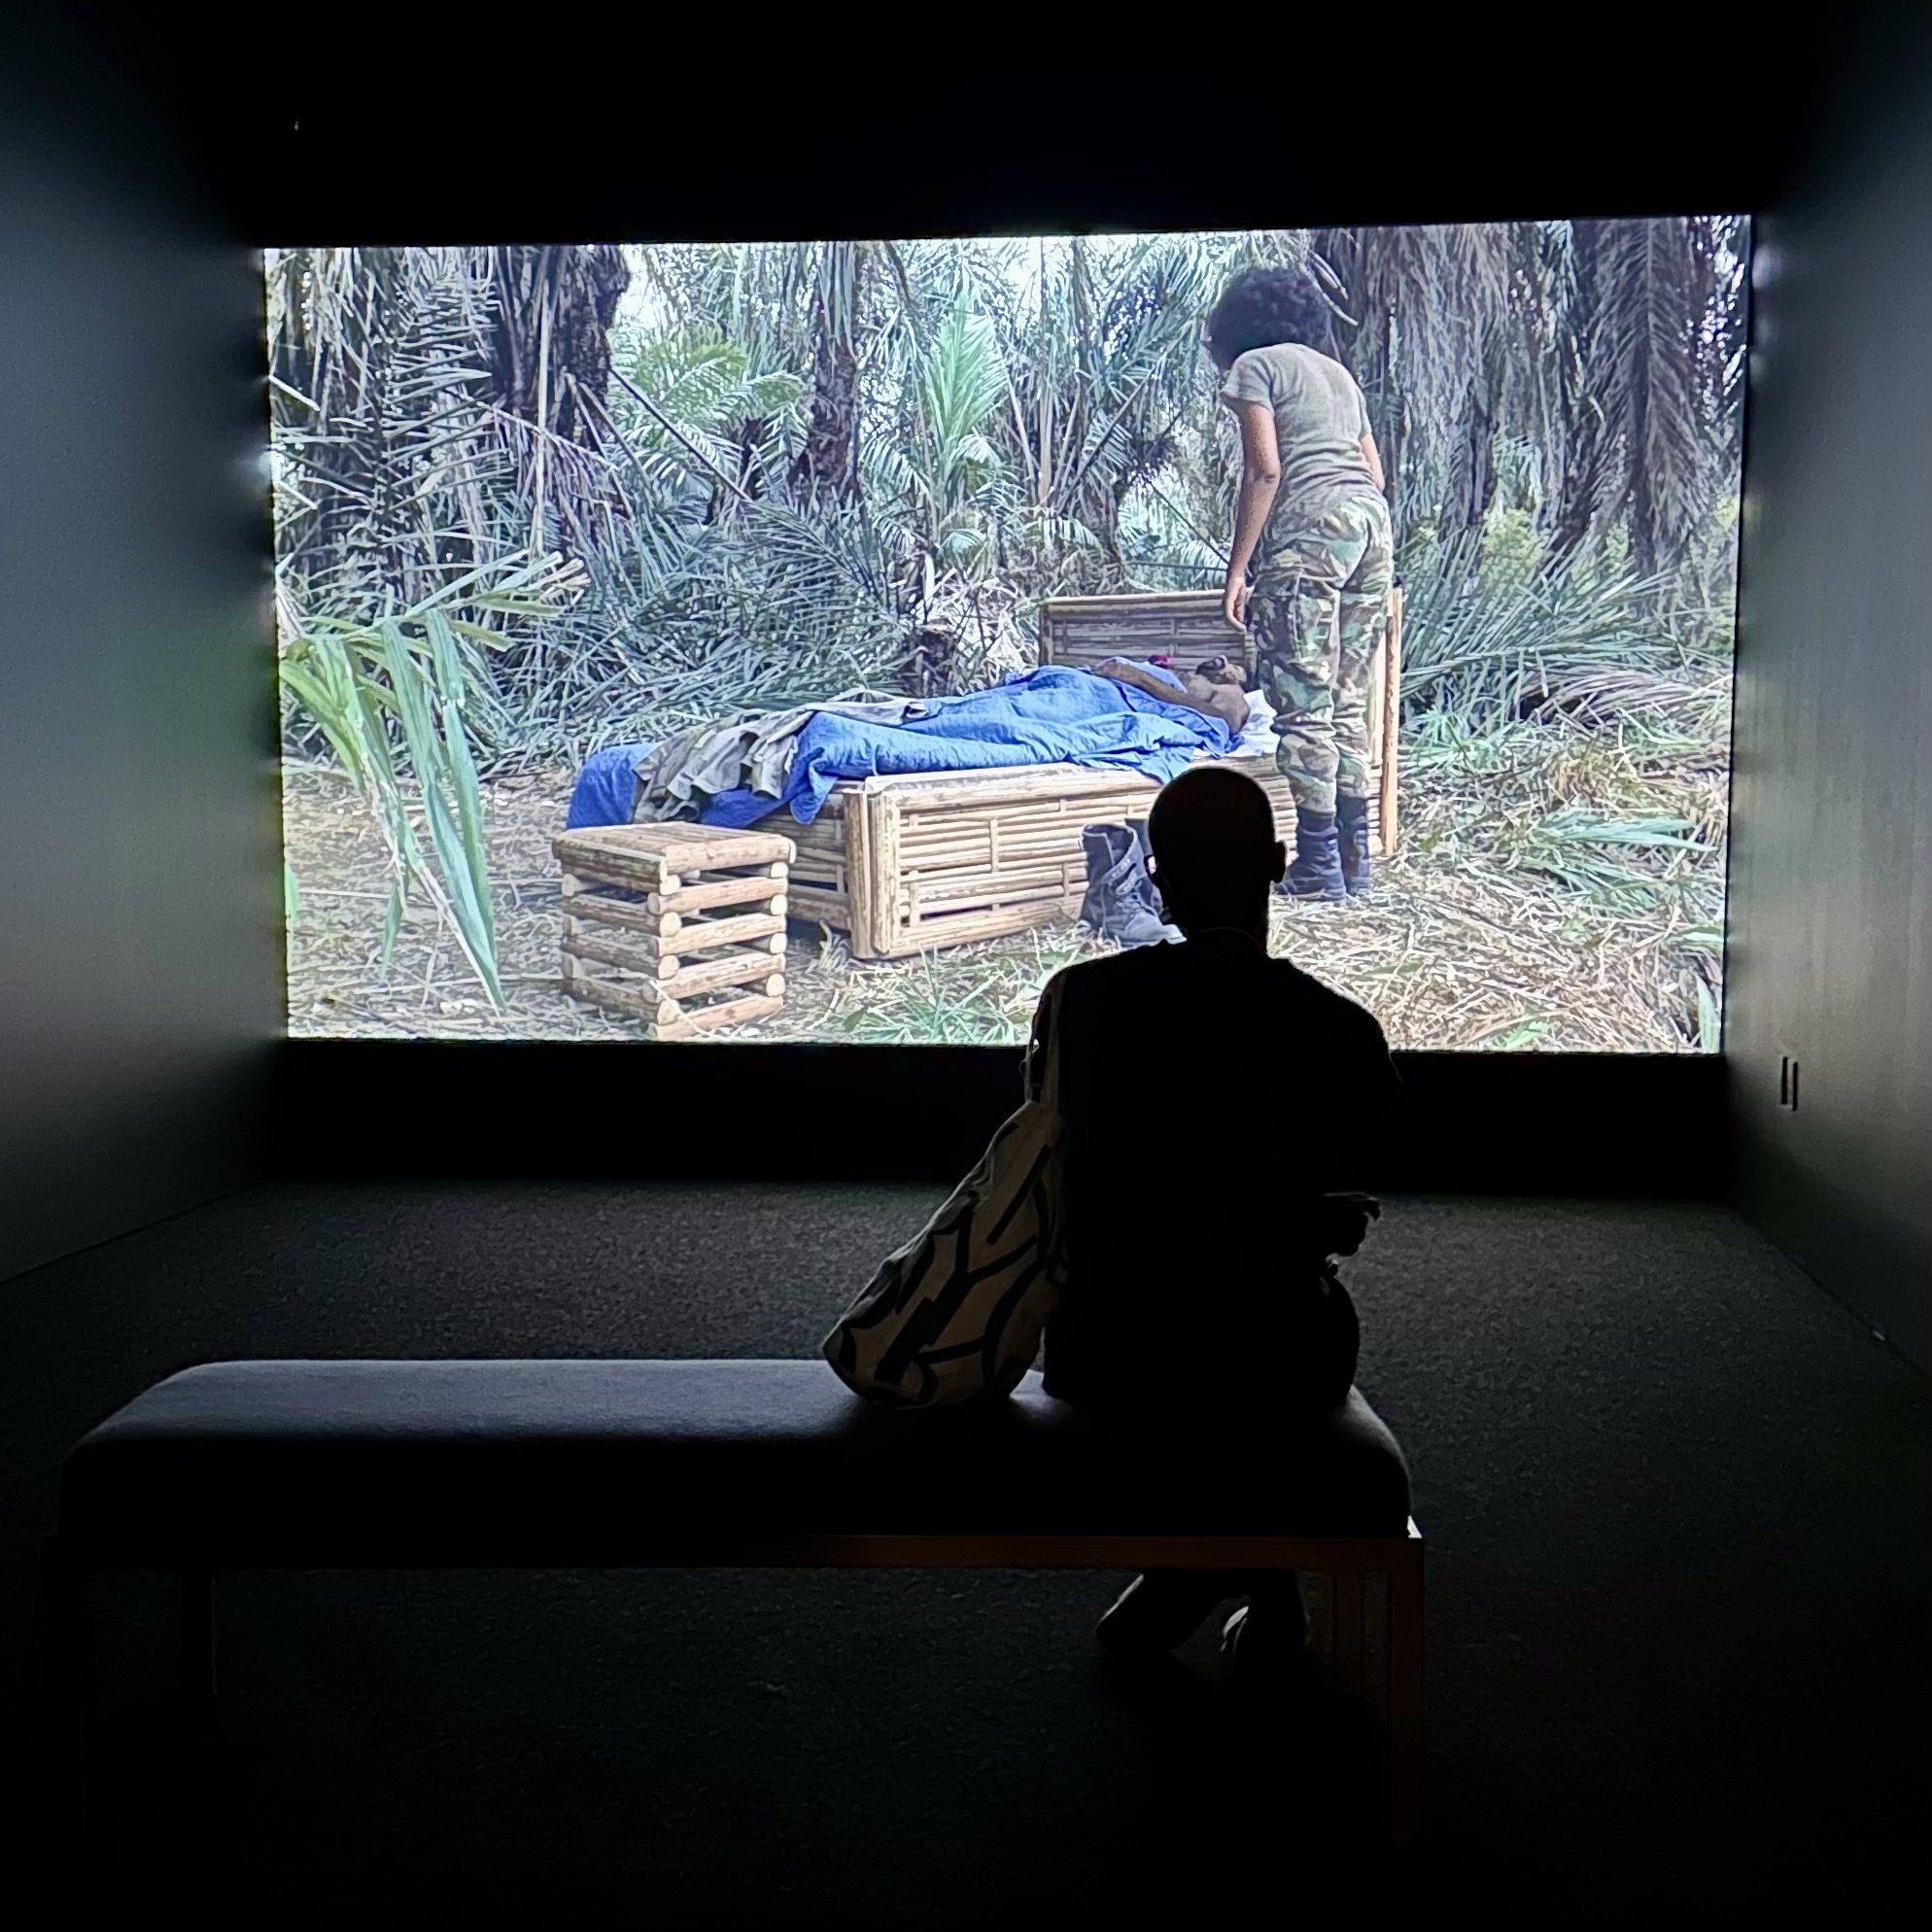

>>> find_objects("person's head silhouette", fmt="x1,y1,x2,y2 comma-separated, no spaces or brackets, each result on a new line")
1145,766,1287,943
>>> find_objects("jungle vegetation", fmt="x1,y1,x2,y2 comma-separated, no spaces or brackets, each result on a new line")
267,223,1747,1003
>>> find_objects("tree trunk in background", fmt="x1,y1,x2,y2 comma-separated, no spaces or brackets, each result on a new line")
1380,302,1409,544
792,241,868,507
489,245,631,443
1548,218,1706,577
1442,385,1499,536
1315,223,1514,553
1622,217,1702,579
1547,221,1612,566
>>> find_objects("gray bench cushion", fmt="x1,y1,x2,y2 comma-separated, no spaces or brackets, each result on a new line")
60,1359,1411,1566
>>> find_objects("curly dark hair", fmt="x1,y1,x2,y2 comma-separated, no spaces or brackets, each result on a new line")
1204,266,1332,369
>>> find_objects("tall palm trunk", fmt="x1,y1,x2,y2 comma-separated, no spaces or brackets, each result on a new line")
1378,301,1409,536
1548,222,1613,566
1314,223,1511,550
1548,218,1707,576
791,241,868,507
488,244,631,443
1442,381,1500,535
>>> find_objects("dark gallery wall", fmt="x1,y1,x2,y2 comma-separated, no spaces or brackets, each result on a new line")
0,47,282,1284
1729,9,1932,1368
13,18,1926,1289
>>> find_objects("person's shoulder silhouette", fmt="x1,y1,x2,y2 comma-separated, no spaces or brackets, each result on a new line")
1048,764,1392,1090
1052,929,1389,1114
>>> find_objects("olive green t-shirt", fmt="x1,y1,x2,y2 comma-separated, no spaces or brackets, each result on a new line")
1221,343,1377,556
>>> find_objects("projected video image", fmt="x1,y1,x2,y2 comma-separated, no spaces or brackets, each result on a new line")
271,224,1745,1049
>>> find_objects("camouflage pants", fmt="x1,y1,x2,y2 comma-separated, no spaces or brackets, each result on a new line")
1249,493,1395,817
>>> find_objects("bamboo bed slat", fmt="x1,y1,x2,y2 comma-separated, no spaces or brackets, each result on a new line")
1040,592,1254,677
898,873,1083,910
845,780,878,956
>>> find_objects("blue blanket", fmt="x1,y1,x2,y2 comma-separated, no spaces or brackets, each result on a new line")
708,667,1231,828
565,742,656,830
563,667,1233,833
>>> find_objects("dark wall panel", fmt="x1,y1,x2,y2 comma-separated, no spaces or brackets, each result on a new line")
0,46,282,1283
1728,6,1932,1366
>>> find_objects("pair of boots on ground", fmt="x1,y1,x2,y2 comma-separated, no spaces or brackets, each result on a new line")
1079,798,1375,947
1285,794,1374,904
1096,1569,1310,1688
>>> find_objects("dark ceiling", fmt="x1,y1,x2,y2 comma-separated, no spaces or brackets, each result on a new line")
7,12,1848,243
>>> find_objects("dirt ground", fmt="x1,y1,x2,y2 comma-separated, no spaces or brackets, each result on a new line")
283,741,1723,1052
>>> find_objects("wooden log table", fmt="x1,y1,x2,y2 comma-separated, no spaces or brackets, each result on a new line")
552,824,795,1041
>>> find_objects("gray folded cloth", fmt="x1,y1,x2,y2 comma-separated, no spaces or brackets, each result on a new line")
635,695,927,820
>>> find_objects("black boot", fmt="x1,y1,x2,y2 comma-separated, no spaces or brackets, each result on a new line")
1078,822,1132,928
1336,794,1373,900
1279,811,1346,902
1080,820,1180,948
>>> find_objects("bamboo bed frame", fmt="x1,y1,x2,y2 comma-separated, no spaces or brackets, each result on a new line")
785,588,1403,960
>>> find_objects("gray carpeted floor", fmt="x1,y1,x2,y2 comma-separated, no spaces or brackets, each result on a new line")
4,1185,1926,1918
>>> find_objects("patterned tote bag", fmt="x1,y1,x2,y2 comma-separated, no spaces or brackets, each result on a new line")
822,978,1068,1408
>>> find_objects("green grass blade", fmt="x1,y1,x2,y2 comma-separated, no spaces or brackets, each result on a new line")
379,879,403,969
375,620,504,1005
1695,975,1721,1052
425,609,496,952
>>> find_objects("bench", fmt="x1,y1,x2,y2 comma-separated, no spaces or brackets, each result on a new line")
51,1358,1425,1844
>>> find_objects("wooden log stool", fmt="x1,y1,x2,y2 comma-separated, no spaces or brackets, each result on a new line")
552,824,795,1041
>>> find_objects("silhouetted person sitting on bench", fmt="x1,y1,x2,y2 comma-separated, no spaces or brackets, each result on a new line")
1030,764,1398,1683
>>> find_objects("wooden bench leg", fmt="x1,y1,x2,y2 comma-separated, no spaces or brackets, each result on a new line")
1333,1566,1364,1697
45,1542,136,1876
182,1565,217,1705
42,1537,88,1863
1387,1531,1426,1846
43,1550,216,1876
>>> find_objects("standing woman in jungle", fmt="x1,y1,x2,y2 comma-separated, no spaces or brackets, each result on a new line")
1206,266,1393,902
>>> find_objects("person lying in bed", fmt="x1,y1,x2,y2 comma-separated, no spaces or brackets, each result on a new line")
1093,654,1251,738
568,657,1253,835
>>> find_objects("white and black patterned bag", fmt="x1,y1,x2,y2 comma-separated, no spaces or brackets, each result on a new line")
822,979,1067,1407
